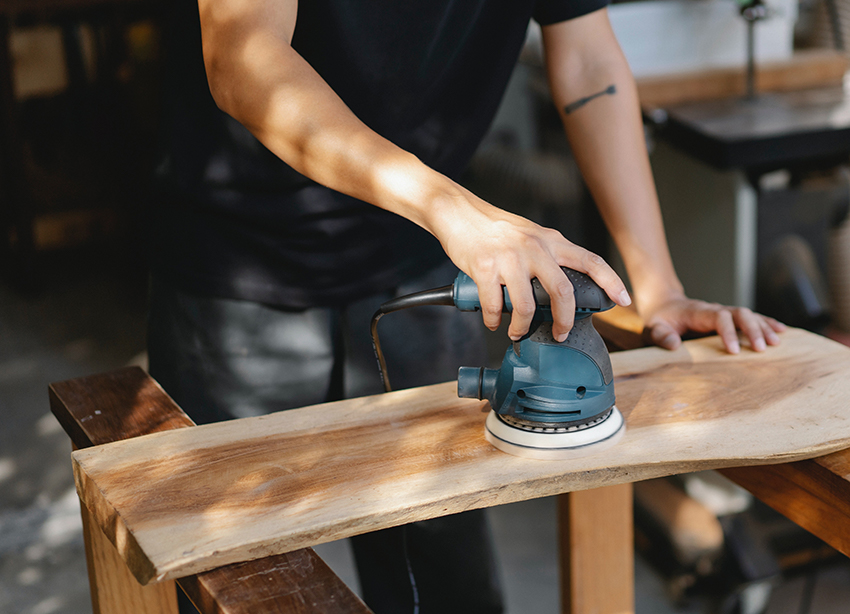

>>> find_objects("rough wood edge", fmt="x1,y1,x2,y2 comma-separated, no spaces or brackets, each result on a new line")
50,367,371,613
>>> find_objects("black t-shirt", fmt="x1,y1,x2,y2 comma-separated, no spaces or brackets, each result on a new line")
151,0,609,308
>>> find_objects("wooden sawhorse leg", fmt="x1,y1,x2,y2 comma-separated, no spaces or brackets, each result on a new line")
79,499,179,614
559,483,635,614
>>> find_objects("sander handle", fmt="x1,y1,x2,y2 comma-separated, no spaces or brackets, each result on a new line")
453,267,615,317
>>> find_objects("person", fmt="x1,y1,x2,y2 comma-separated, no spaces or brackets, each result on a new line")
146,1,786,612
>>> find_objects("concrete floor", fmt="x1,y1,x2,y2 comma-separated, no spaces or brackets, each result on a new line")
2,248,850,614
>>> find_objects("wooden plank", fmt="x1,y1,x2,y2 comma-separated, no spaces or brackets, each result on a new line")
559,484,634,614
49,367,194,446
179,549,369,614
637,49,850,108
720,449,850,559
70,328,850,584
50,366,371,614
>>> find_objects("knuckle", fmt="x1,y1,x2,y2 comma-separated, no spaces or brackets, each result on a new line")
584,252,608,269
513,300,536,317
474,259,498,280
545,227,567,242
549,279,574,301
482,304,502,318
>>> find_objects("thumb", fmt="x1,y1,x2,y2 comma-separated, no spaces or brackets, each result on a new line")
650,321,682,350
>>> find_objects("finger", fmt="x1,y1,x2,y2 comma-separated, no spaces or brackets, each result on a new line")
760,318,781,345
764,316,787,333
533,264,575,342
555,246,631,307
716,309,740,354
734,307,766,352
649,321,682,350
503,272,538,341
677,300,723,334
476,278,504,332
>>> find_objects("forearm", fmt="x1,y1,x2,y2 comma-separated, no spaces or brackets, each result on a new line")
198,0,460,236
196,0,631,340
543,13,684,312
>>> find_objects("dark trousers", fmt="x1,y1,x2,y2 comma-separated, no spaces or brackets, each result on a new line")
147,261,504,614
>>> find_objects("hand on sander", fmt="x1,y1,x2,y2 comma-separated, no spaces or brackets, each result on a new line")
371,267,625,460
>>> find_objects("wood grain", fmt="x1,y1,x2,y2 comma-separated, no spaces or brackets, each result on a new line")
559,485,634,614
71,329,850,585
637,49,850,108
50,367,371,614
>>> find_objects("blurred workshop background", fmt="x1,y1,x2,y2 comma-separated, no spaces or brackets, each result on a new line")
2,0,850,613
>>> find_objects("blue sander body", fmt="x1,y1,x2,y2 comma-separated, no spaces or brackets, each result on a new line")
371,267,625,460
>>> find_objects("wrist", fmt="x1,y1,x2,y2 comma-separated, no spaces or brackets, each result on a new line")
373,152,465,235
631,273,686,317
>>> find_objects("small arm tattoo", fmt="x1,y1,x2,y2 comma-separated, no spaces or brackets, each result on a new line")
563,84,617,114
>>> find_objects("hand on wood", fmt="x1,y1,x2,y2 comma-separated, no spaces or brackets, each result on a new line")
641,294,786,354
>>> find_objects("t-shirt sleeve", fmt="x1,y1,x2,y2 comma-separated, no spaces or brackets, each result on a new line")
533,0,611,25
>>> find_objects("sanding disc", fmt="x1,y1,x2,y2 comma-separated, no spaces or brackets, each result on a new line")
484,407,625,460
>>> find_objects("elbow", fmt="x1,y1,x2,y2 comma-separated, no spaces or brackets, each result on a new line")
202,46,234,114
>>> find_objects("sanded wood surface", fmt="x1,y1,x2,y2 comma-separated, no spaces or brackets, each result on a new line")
50,367,371,614
72,328,850,584
637,49,850,108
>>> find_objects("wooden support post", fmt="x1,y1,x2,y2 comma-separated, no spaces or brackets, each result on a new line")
50,367,371,614
79,495,178,614
559,484,634,614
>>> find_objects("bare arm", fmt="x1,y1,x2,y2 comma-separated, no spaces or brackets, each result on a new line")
196,0,631,342
542,9,784,352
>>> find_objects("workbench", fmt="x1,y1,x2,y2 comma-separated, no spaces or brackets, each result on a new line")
49,316,850,613
650,84,850,311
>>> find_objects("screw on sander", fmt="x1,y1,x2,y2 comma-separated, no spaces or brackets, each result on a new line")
370,267,626,459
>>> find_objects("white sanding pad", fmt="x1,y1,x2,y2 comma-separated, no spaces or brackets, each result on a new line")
484,407,625,460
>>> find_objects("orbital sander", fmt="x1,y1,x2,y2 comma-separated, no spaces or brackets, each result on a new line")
371,267,625,460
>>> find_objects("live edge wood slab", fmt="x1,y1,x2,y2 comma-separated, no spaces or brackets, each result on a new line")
72,328,850,586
